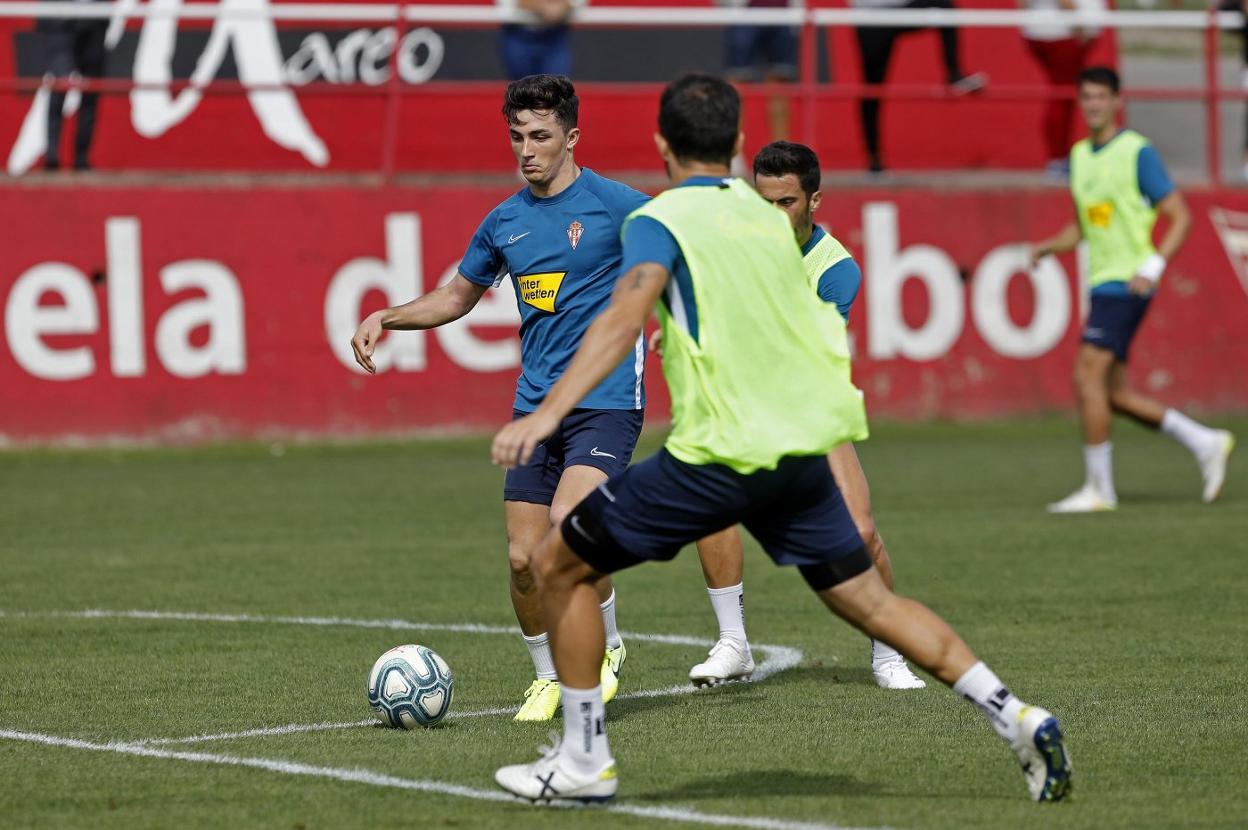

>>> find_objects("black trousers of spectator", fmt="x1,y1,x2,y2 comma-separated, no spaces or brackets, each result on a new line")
43,21,107,168
855,0,964,169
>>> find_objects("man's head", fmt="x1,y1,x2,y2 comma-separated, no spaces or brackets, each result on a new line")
753,141,822,242
1077,66,1120,135
502,74,580,186
655,74,743,172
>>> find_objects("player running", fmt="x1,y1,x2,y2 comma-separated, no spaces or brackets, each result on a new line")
1031,67,1235,513
350,75,647,722
491,74,1072,804
685,141,924,691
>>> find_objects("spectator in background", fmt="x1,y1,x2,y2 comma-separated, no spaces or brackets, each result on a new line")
852,0,988,174
720,0,799,142
38,0,108,170
498,0,584,79
1217,0,1248,179
1021,0,1103,179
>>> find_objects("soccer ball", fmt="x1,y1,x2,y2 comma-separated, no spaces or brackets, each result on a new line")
367,644,454,729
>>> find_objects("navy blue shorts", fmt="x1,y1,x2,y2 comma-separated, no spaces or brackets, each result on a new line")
1082,293,1152,362
725,25,798,80
562,449,871,587
503,408,644,505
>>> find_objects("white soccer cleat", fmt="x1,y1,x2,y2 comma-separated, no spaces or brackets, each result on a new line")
1199,431,1235,504
1046,484,1116,514
1011,705,1073,802
689,637,755,687
872,656,927,690
494,736,618,803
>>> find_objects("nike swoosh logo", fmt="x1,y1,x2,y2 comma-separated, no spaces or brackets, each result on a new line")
589,447,616,459
507,232,531,244
569,515,597,543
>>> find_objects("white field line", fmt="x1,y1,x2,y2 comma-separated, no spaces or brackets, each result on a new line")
0,729,886,830
1,609,804,748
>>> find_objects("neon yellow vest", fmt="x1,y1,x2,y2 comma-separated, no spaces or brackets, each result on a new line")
625,179,868,474
803,230,852,291
1070,130,1158,287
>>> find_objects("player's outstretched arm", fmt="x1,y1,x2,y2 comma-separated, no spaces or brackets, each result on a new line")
491,263,669,468
350,274,488,373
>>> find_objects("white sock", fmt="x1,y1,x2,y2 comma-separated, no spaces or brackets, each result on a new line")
522,632,557,680
1083,442,1116,501
600,590,622,650
1161,408,1218,459
707,583,748,644
560,684,612,772
871,639,901,668
953,661,1026,744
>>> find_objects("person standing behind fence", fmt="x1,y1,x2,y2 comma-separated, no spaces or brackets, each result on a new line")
852,0,987,174
38,0,108,171
721,0,799,142
1020,0,1103,179
498,0,584,79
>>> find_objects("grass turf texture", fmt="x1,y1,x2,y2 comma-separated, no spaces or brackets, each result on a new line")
1,418,1246,830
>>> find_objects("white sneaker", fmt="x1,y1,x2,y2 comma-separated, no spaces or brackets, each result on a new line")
689,638,755,687
1046,484,1116,513
1199,431,1235,504
872,656,926,690
494,736,618,803
1011,705,1073,802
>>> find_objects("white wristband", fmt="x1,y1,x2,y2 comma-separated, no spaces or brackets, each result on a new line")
1137,253,1166,283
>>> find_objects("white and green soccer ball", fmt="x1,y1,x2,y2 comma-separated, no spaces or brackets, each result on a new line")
367,644,454,729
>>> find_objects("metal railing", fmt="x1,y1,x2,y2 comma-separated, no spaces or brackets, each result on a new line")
2,2,1242,183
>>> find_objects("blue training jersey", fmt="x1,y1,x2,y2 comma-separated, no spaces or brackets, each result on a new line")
459,168,650,412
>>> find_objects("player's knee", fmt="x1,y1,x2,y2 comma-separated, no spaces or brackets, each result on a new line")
507,542,534,580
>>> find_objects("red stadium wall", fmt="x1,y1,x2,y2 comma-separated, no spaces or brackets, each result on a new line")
0,0,1117,174
2,183,1246,443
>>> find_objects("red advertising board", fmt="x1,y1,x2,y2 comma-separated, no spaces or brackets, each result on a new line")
2,182,1246,443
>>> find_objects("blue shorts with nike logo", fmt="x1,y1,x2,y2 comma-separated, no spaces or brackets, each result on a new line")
503,408,644,505
1083,293,1152,362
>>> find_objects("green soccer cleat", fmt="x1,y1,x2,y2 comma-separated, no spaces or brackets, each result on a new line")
514,679,561,722
601,642,626,703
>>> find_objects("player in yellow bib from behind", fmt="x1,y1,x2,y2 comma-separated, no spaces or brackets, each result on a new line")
490,73,1071,805
1030,67,1235,513
667,141,925,690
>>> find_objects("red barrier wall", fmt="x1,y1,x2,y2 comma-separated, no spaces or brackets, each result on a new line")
2,182,1246,443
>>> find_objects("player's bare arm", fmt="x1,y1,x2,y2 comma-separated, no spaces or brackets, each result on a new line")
492,263,669,468
517,0,574,25
1030,220,1082,265
1127,190,1191,295
350,274,488,373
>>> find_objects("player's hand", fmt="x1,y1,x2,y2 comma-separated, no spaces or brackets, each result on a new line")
1027,243,1047,269
648,327,664,358
1127,275,1156,296
351,313,384,374
492,410,559,469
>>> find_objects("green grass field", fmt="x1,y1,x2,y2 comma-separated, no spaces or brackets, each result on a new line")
2,418,1246,830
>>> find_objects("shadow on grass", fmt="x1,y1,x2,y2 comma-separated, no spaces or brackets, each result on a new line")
762,664,878,688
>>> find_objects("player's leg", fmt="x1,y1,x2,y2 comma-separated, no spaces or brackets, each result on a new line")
690,527,755,686
496,449,738,802
556,408,646,701
814,568,1071,801
1048,341,1118,512
503,411,565,721
747,456,1070,802
1108,363,1236,502
761,25,797,141
828,443,924,689
495,530,619,801
551,464,627,702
